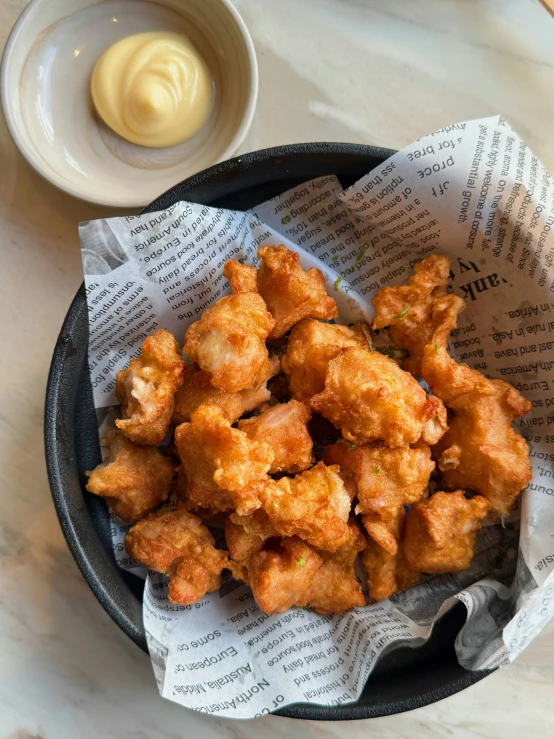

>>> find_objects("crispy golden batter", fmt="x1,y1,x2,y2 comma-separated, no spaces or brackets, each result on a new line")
246,537,323,615
223,259,258,293
281,319,368,403
362,514,400,555
310,346,446,448
372,255,454,377
433,385,531,515
125,508,227,604
361,510,419,600
420,294,478,400
184,293,275,393
227,510,279,581
174,405,273,515
229,508,280,541
238,399,313,473
171,356,280,425
115,329,185,444
259,462,351,551
296,519,366,614
256,246,338,338
225,517,268,561
85,428,175,522
175,470,227,524
324,441,434,521
168,555,224,605
422,300,532,515
404,491,490,574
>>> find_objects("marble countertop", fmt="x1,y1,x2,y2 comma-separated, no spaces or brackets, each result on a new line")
1,0,554,736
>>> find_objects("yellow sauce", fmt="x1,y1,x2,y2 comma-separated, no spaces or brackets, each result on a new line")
91,31,213,148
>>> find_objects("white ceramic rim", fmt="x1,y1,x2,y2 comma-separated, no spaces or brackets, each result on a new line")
0,0,259,208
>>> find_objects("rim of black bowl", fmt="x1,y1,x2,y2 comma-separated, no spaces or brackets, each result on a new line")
45,142,491,720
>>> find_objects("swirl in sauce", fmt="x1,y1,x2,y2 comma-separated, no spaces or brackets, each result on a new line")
91,31,213,148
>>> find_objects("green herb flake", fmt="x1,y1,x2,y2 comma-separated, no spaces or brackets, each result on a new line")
434,343,439,354
273,501,279,509
281,215,292,225
361,324,374,351
328,359,335,365
355,247,367,266
374,466,381,474
295,557,306,568
334,276,344,291
359,585,363,592
338,438,357,450
393,306,410,320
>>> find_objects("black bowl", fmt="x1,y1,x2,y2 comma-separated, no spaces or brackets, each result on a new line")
45,143,490,720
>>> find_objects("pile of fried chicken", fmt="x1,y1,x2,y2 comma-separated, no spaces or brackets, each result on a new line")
86,246,532,616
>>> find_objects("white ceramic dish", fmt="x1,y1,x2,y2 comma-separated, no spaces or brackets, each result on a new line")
1,0,258,208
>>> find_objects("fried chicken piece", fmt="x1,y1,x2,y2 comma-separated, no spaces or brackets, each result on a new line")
174,405,273,515
256,246,338,338
168,555,224,605
225,508,280,582
238,399,313,473
184,292,275,393
259,462,351,551
125,508,227,604
361,509,419,600
225,517,268,561
420,294,483,402
433,394,532,516
403,491,490,574
229,508,280,541
372,255,457,377
85,428,176,522
226,510,279,580
224,513,265,573
115,329,185,444
281,319,368,403
432,388,531,516
296,519,366,614
171,356,280,425
362,513,400,555
245,537,323,615
223,259,258,293
175,471,227,524
422,301,532,515
310,346,446,448
324,441,434,522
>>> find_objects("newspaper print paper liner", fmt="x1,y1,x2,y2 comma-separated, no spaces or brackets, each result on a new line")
79,115,554,718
